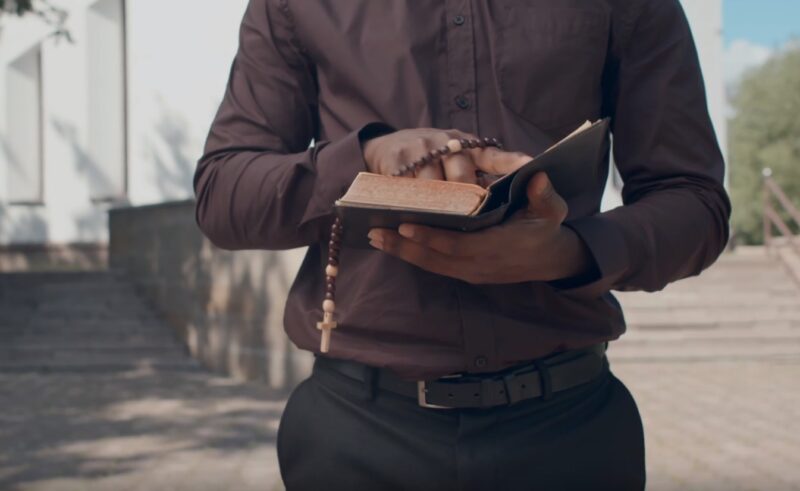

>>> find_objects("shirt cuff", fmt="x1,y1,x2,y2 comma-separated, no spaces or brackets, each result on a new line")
547,214,630,297
300,122,396,226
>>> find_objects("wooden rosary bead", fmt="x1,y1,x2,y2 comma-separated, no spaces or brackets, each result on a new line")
323,299,335,313
325,264,339,277
446,139,462,153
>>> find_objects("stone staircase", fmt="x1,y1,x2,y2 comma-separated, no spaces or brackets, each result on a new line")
0,271,200,372
608,246,800,362
3,247,797,370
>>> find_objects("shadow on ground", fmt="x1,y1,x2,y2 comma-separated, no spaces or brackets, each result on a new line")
0,369,288,491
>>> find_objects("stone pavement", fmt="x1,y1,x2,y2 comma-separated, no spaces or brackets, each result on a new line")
605,246,800,491
0,369,286,491
1,247,800,490
2,361,799,491
612,360,800,491
0,271,287,491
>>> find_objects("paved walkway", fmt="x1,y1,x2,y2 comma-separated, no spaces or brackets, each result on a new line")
2,360,799,490
613,359,800,491
0,368,286,491
2,248,800,490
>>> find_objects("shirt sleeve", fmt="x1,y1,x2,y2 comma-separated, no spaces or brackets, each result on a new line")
193,0,394,250
554,0,731,297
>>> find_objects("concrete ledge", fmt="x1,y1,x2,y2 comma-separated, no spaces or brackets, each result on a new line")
109,200,312,387
0,243,108,272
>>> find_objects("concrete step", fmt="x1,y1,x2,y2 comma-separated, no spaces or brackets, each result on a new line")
625,319,800,331
700,268,789,277
607,339,800,362
620,324,800,341
7,308,160,323
0,322,172,334
0,331,182,347
623,307,800,328
614,287,800,307
0,345,187,357
644,280,798,293
0,270,195,373
0,316,168,330
0,357,202,373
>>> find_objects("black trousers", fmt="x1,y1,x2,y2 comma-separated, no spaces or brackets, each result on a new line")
277,355,646,491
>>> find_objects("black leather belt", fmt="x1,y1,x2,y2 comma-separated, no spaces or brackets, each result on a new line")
313,342,608,409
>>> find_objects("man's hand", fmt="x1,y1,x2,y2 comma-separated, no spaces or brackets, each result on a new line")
363,128,531,185
366,172,592,284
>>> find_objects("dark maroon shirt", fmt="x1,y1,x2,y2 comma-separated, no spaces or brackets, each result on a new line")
194,0,731,380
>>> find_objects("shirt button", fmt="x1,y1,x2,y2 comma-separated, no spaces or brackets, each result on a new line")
474,356,488,369
454,95,470,110
453,15,466,26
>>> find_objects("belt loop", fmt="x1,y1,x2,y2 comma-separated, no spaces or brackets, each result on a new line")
532,359,553,401
363,365,378,401
503,374,522,405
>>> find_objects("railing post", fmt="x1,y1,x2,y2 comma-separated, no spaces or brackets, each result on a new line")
763,168,772,255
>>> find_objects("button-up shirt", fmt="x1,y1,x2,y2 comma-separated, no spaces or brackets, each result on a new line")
194,0,731,380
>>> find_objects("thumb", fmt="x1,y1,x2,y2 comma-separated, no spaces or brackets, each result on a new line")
526,172,568,222
473,148,532,175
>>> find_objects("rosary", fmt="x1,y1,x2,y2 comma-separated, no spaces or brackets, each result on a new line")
317,136,503,352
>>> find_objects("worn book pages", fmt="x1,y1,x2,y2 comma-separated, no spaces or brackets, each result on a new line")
338,172,488,215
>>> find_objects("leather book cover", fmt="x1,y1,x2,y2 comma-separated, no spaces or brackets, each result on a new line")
336,118,611,248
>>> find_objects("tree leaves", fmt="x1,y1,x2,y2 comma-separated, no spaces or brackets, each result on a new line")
0,0,35,16
0,0,71,43
729,43,800,244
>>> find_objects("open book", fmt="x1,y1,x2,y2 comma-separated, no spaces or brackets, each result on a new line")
335,118,610,247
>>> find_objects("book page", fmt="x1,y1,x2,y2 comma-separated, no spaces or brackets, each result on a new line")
338,173,487,215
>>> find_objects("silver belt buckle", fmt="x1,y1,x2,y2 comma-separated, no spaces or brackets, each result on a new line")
417,374,462,409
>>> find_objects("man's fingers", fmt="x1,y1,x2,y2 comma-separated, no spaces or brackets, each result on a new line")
367,229,474,280
441,152,478,184
415,160,446,180
526,172,568,222
396,223,493,257
473,147,532,175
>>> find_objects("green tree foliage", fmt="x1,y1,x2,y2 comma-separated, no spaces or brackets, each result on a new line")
729,43,800,245
0,0,69,41
0,0,35,16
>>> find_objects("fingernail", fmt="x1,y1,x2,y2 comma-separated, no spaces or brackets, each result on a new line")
367,230,380,241
398,224,415,238
369,239,383,250
535,174,550,196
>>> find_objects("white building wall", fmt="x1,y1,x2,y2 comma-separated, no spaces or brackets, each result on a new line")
1,0,726,245
125,0,248,206
682,0,727,165
0,0,247,245
1,2,93,243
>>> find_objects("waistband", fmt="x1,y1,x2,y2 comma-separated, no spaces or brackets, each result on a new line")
313,342,609,410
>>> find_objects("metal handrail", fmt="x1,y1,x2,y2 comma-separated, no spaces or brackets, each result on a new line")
762,168,800,252
762,168,800,286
